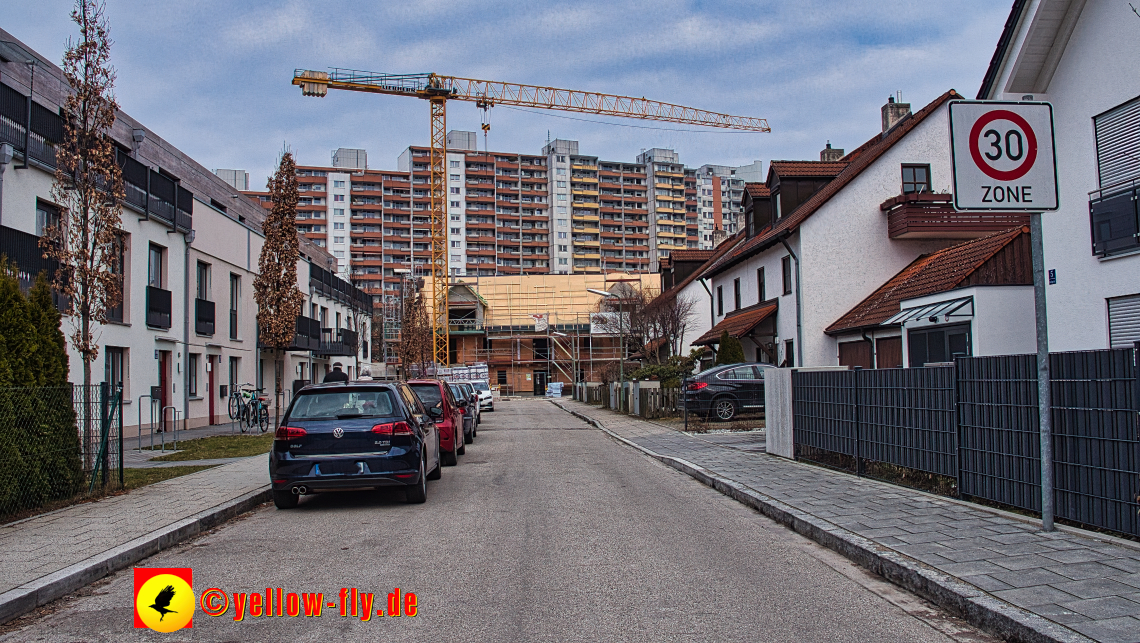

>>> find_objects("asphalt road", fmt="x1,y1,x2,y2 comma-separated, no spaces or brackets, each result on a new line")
1,400,996,642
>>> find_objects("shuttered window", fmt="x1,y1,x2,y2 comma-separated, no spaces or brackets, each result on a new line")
1095,96,1140,188
1107,294,1140,348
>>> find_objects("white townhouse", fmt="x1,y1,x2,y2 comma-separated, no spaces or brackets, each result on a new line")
693,92,1039,368
0,29,371,433
978,0,1140,351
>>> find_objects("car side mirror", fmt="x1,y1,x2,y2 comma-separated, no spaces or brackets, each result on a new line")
428,406,443,418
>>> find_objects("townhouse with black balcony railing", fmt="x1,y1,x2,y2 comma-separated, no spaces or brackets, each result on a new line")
1089,178,1140,257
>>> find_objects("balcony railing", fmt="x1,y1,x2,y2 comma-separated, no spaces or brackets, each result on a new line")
146,285,172,329
195,298,215,335
1089,179,1140,257
881,193,1029,239
315,327,358,357
448,318,484,333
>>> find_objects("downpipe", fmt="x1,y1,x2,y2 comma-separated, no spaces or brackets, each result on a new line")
778,235,804,368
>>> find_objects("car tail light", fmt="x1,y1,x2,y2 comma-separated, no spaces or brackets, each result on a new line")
457,407,465,415
276,426,306,439
687,382,708,391
373,421,413,436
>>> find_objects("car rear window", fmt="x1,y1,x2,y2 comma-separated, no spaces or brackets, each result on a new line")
289,390,396,420
410,383,443,408
470,381,490,392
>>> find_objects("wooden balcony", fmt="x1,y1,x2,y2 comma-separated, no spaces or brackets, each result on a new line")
881,193,1029,239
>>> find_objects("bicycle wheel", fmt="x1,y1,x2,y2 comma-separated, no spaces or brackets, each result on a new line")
255,403,269,433
227,394,239,420
240,404,250,433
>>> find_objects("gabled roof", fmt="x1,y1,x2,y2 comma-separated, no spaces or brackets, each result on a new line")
745,183,770,198
768,161,848,179
692,300,779,346
825,227,1029,334
703,89,963,279
977,0,1030,99
654,232,745,303
668,249,715,263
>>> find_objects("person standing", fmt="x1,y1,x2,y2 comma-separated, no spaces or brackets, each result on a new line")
323,362,350,383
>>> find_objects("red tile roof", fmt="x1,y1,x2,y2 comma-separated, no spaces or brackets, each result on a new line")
769,161,848,178
745,183,770,198
669,249,715,263
825,227,1029,334
703,89,964,279
692,300,779,346
654,233,745,304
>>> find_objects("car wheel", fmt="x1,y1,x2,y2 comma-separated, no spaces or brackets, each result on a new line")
442,437,458,466
273,490,298,510
405,458,427,504
426,453,441,480
713,397,737,422
463,428,473,445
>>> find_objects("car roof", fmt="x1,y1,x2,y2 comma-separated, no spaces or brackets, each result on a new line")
299,381,398,391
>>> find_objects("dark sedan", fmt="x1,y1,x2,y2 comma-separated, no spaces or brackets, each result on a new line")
270,381,441,508
682,363,771,421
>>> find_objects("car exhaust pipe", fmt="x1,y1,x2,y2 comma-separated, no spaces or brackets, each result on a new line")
292,485,308,495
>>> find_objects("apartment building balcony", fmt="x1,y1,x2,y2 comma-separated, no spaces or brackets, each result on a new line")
194,298,215,336
1089,179,1140,256
571,163,598,171
881,193,1029,240
146,286,172,329
290,316,321,351
315,328,358,357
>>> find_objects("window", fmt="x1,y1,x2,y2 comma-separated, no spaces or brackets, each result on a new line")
902,164,931,194
558,245,568,252
557,232,567,239
148,245,165,288
784,340,794,368
105,347,125,390
556,181,567,188
334,250,345,258
907,323,971,366
557,219,568,227
556,156,567,163
450,160,460,168
451,254,461,262
450,187,461,194
333,180,345,188
1108,294,1140,347
333,194,345,202
497,370,508,385
35,200,60,237
450,201,461,208
716,285,724,316
188,354,199,397
228,356,239,393
196,261,209,300
333,208,344,216
333,236,345,243
558,258,568,265
451,241,461,248
229,274,240,339
333,222,345,230
733,278,741,310
108,235,126,322
782,256,792,295
451,227,461,234
556,168,566,175
757,267,765,302
557,194,567,201
450,174,461,181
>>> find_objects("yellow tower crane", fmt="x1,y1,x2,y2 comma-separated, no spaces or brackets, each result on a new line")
292,68,770,368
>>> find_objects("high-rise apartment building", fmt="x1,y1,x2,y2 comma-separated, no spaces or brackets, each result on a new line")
240,133,757,301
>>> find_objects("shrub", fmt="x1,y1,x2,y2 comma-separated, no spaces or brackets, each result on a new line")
715,332,745,365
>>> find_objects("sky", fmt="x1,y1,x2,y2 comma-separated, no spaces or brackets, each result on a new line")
1,1,1011,188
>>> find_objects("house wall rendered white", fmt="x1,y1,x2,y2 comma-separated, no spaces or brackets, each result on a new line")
986,0,1140,351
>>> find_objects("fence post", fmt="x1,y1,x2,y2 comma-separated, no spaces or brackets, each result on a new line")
117,387,124,487
100,382,109,488
854,369,863,476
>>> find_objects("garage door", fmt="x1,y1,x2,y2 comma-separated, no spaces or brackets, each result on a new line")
1108,293,1140,348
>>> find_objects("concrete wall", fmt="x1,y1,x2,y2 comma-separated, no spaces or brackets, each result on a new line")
764,368,794,459
988,1,1140,350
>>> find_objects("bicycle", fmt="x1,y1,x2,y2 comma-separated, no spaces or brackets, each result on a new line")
228,384,270,433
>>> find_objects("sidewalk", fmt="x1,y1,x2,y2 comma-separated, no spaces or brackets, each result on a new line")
555,399,1140,643
0,454,269,623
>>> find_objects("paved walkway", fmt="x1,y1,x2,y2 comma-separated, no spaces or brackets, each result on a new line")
0,454,267,597
557,400,1140,643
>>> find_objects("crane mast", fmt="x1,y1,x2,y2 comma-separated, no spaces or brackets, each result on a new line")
293,68,770,369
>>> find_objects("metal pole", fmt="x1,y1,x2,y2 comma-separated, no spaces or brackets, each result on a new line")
1030,213,1054,532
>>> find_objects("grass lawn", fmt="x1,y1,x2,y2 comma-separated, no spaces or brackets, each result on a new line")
123,465,218,490
144,433,274,462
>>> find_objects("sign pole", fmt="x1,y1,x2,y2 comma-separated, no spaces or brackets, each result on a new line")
1029,212,1054,531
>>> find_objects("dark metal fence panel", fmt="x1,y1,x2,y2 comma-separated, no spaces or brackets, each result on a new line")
1050,349,1139,537
858,366,958,477
792,370,857,457
956,354,1041,511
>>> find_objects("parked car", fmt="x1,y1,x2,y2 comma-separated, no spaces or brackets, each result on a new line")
470,379,494,412
269,381,441,508
448,382,476,444
457,381,480,428
409,379,464,464
682,363,771,421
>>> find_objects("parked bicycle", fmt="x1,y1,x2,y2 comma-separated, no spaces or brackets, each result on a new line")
227,384,270,433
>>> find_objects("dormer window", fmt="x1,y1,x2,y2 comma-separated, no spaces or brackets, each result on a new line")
902,164,931,194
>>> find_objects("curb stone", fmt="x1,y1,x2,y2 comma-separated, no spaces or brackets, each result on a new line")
552,400,1093,643
0,486,271,625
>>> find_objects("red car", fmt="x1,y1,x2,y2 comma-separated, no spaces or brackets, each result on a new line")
408,380,464,466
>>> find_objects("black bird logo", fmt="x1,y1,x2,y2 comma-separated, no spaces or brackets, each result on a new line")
149,585,178,621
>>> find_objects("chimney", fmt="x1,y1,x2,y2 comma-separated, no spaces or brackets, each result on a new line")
882,95,911,133
820,141,844,162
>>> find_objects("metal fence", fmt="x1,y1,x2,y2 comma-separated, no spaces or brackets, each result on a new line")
0,384,123,522
791,347,1140,538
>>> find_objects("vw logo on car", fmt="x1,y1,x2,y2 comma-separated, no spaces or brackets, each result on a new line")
332,427,344,439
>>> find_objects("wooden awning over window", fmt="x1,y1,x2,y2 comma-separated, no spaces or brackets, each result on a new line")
692,301,778,346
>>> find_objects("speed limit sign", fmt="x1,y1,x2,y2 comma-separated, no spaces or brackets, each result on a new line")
949,101,1058,211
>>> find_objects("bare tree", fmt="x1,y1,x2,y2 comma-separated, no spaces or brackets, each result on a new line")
41,0,124,460
396,291,433,377
254,150,304,401
642,292,697,364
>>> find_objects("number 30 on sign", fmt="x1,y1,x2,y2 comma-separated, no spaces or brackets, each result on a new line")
949,101,1058,211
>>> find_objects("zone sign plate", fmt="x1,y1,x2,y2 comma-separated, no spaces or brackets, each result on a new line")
949,101,1058,211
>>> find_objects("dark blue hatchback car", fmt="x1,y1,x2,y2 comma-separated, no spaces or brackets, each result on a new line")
270,381,441,508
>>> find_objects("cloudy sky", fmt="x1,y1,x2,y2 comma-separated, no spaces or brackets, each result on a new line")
2,1,1010,187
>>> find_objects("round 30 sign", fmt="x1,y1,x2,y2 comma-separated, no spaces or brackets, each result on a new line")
949,101,1058,211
